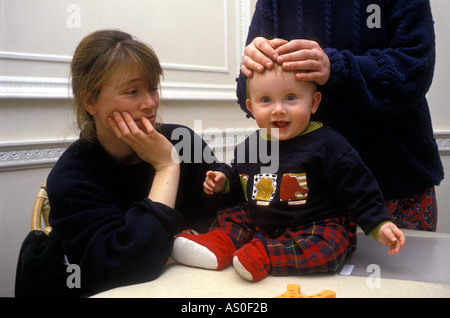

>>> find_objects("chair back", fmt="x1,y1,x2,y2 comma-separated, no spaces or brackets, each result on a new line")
31,182,51,235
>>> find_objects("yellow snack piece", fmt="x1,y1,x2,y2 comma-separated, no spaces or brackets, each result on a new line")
276,284,336,298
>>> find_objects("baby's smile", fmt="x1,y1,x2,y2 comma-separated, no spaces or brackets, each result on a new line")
272,121,290,129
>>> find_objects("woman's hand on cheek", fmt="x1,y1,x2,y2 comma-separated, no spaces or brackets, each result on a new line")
108,111,178,170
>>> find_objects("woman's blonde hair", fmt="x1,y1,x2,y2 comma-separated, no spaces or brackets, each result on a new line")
71,29,163,142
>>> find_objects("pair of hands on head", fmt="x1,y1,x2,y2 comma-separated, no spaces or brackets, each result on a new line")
241,37,331,86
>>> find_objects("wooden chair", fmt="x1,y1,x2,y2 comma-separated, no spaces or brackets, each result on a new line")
31,182,51,235
16,182,77,296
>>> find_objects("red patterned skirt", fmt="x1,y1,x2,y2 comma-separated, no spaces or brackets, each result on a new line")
385,187,438,232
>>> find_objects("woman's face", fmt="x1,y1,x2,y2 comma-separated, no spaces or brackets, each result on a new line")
85,68,160,148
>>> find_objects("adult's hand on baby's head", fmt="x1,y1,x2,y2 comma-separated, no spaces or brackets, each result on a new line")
241,37,288,77
275,40,331,85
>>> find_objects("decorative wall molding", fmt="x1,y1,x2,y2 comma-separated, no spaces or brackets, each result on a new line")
0,76,72,99
0,51,231,75
0,76,237,101
435,131,450,154
0,130,255,172
0,51,72,63
0,139,75,172
161,82,236,101
1,131,449,172
200,128,256,162
238,0,252,58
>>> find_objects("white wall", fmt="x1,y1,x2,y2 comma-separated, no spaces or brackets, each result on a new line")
0,0,449,297
424,0,450,234
0,0,256,297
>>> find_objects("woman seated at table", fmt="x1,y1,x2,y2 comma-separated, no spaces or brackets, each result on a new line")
46,29,233,296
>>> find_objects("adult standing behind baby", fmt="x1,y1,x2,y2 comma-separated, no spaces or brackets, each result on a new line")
237,0,444,231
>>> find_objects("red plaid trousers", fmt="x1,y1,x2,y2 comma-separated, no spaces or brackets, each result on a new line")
209,204,356,276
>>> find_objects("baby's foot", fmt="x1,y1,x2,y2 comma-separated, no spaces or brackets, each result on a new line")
233,238,270,281
172,230,236,270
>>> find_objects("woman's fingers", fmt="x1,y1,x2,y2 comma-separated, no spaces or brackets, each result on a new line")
109,112,151,139
139,115,156,134
108,111,133,139
120,111,142,136
107,115,123,138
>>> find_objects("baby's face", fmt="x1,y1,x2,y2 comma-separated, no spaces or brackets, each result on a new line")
246,68,321,140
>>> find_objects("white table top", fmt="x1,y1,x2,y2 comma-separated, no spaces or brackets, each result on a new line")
93,229,450,298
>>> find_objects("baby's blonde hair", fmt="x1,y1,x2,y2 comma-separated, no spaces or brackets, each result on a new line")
246,63,317,100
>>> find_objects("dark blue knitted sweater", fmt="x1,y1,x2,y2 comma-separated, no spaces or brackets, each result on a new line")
237,0,444,200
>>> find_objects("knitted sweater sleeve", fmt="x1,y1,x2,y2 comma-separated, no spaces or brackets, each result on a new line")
321,0,435,119
237,0,435,120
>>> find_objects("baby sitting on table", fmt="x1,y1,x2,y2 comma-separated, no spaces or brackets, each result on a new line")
171,63,405,282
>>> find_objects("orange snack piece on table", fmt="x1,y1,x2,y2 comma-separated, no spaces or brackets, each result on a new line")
276,284,336,298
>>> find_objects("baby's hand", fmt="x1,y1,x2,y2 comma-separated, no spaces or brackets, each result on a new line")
203,171,226,195
377,222,406,254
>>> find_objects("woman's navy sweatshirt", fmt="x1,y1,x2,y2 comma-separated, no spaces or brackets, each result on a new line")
47,124,231,295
